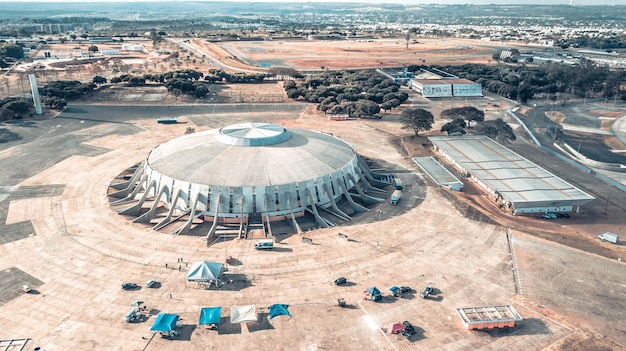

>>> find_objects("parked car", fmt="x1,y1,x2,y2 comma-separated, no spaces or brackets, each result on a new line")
420,286,434,298
334,277,347,285
146,279,157,288
542,213,557,219
402,321,415,338
21,284,32,293
122,283,138,290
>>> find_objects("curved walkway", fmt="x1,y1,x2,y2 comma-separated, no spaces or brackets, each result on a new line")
612,115,626,146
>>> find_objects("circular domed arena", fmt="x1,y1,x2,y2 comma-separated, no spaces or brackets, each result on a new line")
109,123,390,240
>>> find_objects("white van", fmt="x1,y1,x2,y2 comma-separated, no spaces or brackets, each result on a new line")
254,238,274,250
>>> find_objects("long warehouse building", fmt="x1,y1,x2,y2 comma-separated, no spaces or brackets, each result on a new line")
429,135,594,215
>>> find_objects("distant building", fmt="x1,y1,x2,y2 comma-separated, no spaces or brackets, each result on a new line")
101,49,120,55
122,44,145,52
411,80,452,98
89,37,113,43
377,67,413,85
409,67,482,97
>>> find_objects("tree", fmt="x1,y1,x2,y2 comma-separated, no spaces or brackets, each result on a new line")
441,118,467,135
268,67,301,80
42,96,66,109
80,33,89,39
194,85,209,98
0,43,25,59
128,76,146,86
441,106,484,127
87,45,98,53
171,88,182,103
475,118,516,143
69,34,77,41
355,99,380,117
92,76,107,85
400,108,434,136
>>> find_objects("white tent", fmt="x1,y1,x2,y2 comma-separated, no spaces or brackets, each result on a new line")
230,305,257,324
186,261,223,282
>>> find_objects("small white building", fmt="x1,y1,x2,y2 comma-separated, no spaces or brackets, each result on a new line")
410,80,452,98
122,44,145,52
102,49,120,55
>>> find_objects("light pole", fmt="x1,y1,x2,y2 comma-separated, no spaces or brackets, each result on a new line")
377,209,383,248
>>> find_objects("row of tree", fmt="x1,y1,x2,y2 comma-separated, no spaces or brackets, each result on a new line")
283,70,409,117
409,60,625,103
400,106,515,143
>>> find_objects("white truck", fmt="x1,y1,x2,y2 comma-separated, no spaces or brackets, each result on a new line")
598,232,619,244
390,190,402,205
254,238,275,250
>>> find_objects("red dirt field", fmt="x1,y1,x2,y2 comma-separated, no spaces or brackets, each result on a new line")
196,37,513,70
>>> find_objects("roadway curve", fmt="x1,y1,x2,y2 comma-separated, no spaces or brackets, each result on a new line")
168,38,264,74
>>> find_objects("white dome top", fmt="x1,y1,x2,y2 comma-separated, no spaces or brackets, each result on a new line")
146,124,357,187
215,123,291,146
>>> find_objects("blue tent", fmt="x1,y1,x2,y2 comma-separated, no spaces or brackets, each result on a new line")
199,307,222,325
268,304,291,320
367,287,381,296
150,313,179,332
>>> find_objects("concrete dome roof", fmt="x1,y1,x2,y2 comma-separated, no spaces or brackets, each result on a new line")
147,123,357,187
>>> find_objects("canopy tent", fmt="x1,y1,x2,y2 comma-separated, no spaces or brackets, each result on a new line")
230,305,258,324
268,304,291,320
367,287,381,295
199,307,222,325
387,322,406,334
186,261,223,282
150,313,179,332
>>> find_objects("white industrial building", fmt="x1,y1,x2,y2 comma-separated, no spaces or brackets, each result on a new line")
429,135,594,215
110,123,390,238
409,67,482,97
450,78,483,97
122,44,145,51
410,80,453,98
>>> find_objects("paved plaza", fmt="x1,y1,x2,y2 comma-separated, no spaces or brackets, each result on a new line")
0,104,623,350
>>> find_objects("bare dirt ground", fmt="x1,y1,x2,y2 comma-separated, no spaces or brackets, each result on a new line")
1,38,625,351
194,37,504,71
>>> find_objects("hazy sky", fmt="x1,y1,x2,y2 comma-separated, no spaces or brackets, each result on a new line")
0,0,624,4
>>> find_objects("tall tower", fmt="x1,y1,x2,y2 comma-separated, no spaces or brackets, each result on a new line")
28,74,42,115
